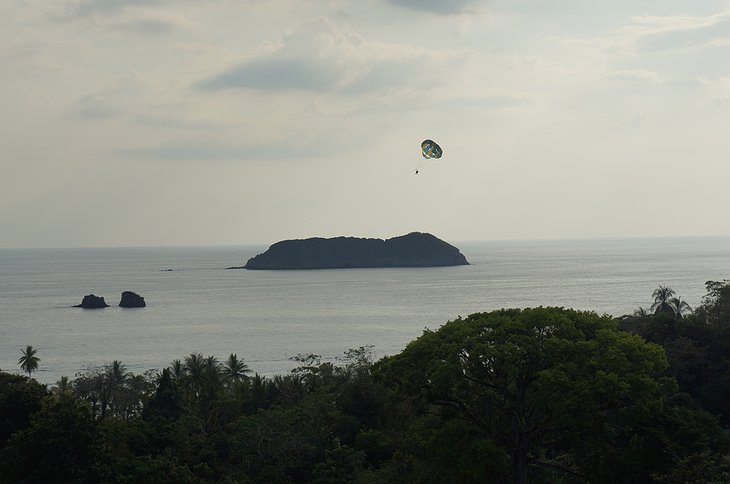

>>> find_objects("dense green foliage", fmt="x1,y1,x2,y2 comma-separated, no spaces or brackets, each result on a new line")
620,280,730,428
2,288,730,483
375,307,728,483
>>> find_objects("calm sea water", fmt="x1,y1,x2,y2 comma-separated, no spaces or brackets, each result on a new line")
1,237,729,384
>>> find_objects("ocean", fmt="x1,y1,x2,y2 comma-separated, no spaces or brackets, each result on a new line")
1,237,729,385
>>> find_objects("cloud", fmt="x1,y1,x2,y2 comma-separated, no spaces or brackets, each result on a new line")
65,0,162,16
61,0,192,35
71,70,160,120
695,75,730,87
198,17,471,94
200,57,342,91
75,93,120,119
605,69,660,82
116,142,257,161
114,132,347,162
110,15,186,34
627,11,730,52
564,10,730,56
613,112,645,130
382,0,486,15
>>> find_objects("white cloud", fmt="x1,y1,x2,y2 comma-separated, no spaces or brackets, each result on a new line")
382,0,487,15
198,17,472,94
106,9,193,34
563,10,730,56
605,69,660,82
64,0,163,16
71,70,148,119
627,11,730,52
75,6,192,34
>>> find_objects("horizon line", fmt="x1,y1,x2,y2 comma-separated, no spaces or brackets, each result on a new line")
2,233,730,251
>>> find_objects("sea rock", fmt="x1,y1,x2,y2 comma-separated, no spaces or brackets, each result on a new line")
119,291,146,308
237,232,469,270
74,294,109,309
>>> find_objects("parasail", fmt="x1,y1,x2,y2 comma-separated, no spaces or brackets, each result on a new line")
421,139,443,159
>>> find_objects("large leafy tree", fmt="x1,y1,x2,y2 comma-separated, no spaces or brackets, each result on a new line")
696,279,730,326
375,307,726,483
0,393,101,483
17,345,40,378
72,363,155,420
0,372,48,449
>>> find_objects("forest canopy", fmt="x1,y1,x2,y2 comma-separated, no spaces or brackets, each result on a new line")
2,282,730,483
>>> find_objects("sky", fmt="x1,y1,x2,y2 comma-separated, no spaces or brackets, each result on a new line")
2,0,730,248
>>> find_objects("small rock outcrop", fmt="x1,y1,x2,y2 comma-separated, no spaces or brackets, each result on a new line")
74,294,109,309
236,232,469,270
119,291,146,308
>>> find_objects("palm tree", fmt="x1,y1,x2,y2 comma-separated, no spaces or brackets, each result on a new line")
204,355,219,370
105,360,129,386
169,359,185,381
670,296,692,318
183,353,206,400
633,307,650,317
202,355,223,393
650,285,676,315
99,360,128,419
18,345,40,377
222,353,251,383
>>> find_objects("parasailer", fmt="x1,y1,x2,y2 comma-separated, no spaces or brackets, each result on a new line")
417,139,443,174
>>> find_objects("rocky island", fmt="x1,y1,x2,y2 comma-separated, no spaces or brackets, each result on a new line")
234,232,469,270
74,294,109,309
119,291,146,308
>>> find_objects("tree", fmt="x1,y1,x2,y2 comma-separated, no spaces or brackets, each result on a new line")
651,285,676,315
696,280,730,326
183,353,206,400
106,370,156,421
0,393,101,482
105,360,129,386
0,371,48,449
633,306,651,317
143,368,183,420
222,353,251,384
17,345,40,378
98,360,128,419
623,281,730,427
178,353,226,429
374,307,724,484
170,359,185,381
72,367,105,417
54,376,72,394
670,296,692,318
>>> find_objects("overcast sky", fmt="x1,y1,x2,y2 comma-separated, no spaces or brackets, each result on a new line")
2,1,730,248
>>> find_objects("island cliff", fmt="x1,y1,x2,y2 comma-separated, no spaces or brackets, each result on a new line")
237,232,469,270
